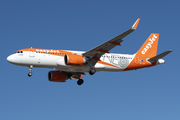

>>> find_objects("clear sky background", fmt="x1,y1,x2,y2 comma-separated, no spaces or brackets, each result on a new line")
1,0,180,120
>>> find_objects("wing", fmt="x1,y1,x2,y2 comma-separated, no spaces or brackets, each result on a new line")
83,18,140,65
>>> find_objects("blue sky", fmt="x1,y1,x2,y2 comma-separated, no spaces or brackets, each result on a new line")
1,0,180,120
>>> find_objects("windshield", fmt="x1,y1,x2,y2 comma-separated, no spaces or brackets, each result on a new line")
15,51,23,53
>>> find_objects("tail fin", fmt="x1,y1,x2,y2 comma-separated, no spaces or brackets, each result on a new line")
136,33,159,58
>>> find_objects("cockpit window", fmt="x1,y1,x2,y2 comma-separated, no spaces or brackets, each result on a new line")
15,51,23,53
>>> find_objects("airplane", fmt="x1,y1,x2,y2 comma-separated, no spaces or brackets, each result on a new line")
7,18,172,85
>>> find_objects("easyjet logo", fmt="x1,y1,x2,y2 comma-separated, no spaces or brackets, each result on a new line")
141,34,157,54
36,49,59,53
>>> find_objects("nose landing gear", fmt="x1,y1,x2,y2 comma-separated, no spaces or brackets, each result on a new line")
28,65,33,77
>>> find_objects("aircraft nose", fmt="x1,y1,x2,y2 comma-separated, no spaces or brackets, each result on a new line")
7,55,14,63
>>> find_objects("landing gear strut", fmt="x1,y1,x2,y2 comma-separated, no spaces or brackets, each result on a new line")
77,79,84,85
28,65,33,77
88,62,96,75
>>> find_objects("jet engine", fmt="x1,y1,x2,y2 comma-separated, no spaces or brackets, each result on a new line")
48,71,68,82
64,54,86,66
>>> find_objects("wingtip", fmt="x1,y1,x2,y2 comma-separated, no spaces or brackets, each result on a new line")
167,50,173,53
132,18,140,29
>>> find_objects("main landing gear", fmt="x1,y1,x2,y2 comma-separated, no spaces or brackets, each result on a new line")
87,61,96,75
77,79,84,85
89,69,96,75
28,65,33,77
77,69,96,85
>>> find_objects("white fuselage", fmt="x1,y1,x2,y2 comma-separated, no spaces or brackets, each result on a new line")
7,49,135,73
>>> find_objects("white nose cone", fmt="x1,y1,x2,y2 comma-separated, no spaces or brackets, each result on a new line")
7,55,14,63
7,54,22,65
156,59,165,65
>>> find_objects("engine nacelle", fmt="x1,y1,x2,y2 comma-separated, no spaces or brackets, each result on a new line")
65,54,86,66
48,71,68,82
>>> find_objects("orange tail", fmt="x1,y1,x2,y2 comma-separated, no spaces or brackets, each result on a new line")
136,33,159,58
125,33,159,71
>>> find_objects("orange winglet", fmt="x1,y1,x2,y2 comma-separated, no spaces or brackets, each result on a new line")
96,50,109,53
132,18,140,29
109,42,121,46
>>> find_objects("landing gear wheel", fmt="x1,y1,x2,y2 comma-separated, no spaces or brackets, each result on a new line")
28,65,33,77
89,69,96,75
77,79,84,85
28,72,32,77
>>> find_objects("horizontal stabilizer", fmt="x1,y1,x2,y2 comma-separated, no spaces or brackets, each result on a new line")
148,50,173,62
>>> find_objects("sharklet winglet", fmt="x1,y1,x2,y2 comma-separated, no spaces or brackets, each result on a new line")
132,18,140,30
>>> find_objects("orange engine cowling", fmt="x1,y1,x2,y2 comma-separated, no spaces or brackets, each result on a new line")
48,71,68,82
65,54,86,66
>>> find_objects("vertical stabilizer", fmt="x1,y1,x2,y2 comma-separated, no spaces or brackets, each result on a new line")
136,33,159,58
125,33,159,70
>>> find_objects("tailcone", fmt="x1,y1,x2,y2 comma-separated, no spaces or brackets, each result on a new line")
156,59,165,65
